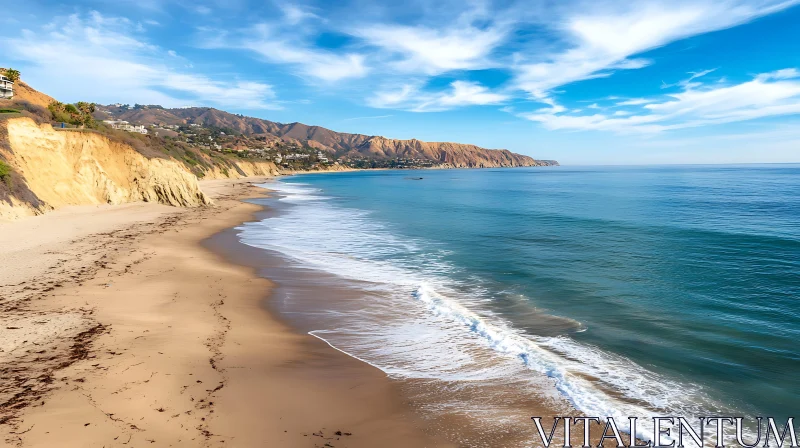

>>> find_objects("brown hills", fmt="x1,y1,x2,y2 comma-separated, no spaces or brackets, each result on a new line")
98,105,558,168
9,80,56,110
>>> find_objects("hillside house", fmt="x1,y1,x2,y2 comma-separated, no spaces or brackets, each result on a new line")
0,75,13,99
285,153,310,160
103,120,148,134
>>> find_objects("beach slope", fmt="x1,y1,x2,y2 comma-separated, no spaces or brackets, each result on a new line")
0,179,449,447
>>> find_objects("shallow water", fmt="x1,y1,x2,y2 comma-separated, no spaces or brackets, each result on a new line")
236,165,800,444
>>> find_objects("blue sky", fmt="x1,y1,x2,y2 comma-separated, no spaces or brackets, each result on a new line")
3,0,800,164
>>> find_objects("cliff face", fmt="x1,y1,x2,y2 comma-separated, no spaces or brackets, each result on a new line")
200,159,282,180
0,118,210,220
101,106,558,168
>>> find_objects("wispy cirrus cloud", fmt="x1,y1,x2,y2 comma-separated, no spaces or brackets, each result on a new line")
201,3,513,106
5,0,800,145
661,68,717,89
512,0,799,97
355,22,507,76
181,0,800,133
280,4,321,25
369,81,508,112
4,11,279,109
202,6,368,82
519,68,800,132
238,32,369,82
351,0,800,123
616,98,651,106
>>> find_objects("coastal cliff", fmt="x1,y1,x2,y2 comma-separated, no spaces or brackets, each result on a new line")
0,78,556,220
0,117,211,220
200,159,282,180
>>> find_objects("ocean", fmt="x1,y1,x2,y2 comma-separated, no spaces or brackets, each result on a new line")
236,165,800,445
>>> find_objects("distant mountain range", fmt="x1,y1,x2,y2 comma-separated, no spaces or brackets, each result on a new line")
96,105,558,168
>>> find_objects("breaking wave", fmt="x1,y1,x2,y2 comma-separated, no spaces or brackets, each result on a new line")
237,180,726,442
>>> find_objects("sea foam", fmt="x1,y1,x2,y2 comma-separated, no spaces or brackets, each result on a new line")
238,180,724,442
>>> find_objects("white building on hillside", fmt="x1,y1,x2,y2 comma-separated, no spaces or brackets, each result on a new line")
0,75,13,99
103,120,148,134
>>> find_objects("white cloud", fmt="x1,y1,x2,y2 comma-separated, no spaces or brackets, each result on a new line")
221,4,507,83
166,0,800,126
368,84,420,109
646,71,800,124
356,23,506,75
280,4,320,25
756,68,800,81
12,0,795,133
207,22,368,82
240,37,368,82
5,12,279,109
431,81,508,110
538,97,567,113
513,0,798,96
519,69,800,132
218,6,365,82
205,3,512,95
160,75,277,109
688,68,717,81
616,98,651,106
661,68,717,89
369,81,508,112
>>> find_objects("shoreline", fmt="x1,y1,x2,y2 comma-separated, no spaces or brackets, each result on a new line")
200,187,455,447
0,178,451,447
230,180,576,447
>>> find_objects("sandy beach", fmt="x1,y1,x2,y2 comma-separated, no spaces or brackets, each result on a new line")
0,178,453,448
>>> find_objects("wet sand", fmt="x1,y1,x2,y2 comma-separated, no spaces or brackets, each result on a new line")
0,178,452,447
215,183,579,448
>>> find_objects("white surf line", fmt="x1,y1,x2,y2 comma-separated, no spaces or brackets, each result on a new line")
308,329,392,374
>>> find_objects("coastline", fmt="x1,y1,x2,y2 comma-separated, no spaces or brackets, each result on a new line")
228,178,577,447
0,178,451,447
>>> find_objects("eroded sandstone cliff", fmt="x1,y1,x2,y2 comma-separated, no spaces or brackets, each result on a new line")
0,118,211,220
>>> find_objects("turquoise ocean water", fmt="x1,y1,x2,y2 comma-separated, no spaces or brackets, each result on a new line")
237,165,800,440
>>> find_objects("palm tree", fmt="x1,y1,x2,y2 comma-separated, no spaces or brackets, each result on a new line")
48,101,66,122
73,102,96,128
48,101,65,112
76,102,96,115
3,68,20,83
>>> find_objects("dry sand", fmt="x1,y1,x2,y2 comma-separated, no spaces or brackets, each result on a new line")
0,178,453,448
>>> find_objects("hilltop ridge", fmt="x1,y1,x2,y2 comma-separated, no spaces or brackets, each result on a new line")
97,104,559,168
